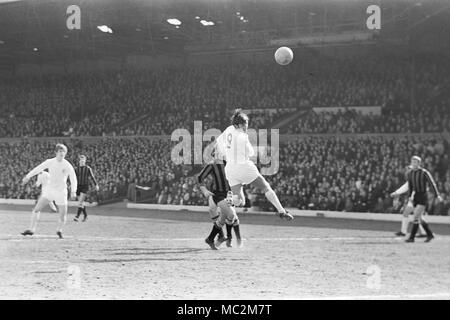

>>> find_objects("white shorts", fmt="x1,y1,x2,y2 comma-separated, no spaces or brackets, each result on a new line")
208,196,220,220
41,187,68,206
225,162,261,187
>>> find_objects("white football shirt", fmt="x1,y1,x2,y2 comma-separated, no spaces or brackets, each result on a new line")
216,125,254,164
26,158,77,193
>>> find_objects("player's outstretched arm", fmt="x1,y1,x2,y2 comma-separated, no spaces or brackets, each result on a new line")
22,160,50,185
199,186,214,198
390,182,409,197
89,167,100,191
424,169,441,200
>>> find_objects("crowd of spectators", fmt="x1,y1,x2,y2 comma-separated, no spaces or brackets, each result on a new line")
1,52,449,137
0,138,179,203
1,51,449,214
1,135,449,215
263,136,450,215
0,65,289,138
287,102,450,134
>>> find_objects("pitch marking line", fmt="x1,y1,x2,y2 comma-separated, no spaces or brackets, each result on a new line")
2,235,450,242
318,292,450,300
0,259,69,264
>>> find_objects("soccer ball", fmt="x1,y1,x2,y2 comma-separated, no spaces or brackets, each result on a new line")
274,46,293,65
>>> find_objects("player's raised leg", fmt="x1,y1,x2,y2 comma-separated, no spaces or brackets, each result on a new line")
251,176,293,221
21,196,50,236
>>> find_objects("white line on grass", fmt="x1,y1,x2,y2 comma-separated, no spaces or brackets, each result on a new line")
317,292,450,300
2,235,450,242
0,259,69,264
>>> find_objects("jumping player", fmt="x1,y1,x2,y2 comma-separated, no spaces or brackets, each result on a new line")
391,156,442,243
74,155,99,222
21,144,77,239
215,109,293,221
198,150,242,250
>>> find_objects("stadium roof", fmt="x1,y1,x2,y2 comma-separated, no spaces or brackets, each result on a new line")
0,0,449,66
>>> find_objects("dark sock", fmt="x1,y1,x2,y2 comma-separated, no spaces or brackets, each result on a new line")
233,225,241,239
409,222,419,240
420,221,433,237
76,207,82,218
207,225,221,241
218,228,225,239
82,207,87,218
226,224,233,239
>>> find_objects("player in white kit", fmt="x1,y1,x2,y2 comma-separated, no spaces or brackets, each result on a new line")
216,109,293,221
21,144,78,239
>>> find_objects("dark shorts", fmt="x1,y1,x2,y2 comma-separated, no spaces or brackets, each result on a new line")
76,185,89,196
212,193,227,205
413,192,427,207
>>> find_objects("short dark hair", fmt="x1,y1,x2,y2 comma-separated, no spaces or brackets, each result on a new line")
55,143,67,153
231,108,249,127
79,155,86,160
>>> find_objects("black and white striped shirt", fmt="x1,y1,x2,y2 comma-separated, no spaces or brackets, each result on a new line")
75,165,98,186
407,167,439,197
197,162,230,195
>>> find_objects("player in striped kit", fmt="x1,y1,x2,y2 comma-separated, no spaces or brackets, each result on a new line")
198,150,242,250
393,165,426,237
21,144,77,239
391,156,442,243
73,155,99,222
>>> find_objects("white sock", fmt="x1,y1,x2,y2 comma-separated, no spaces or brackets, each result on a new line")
265,189,285,214
57,216,67,233
401,216,409,234
418,224,426,235
30,211,40,232
232,195,243,207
